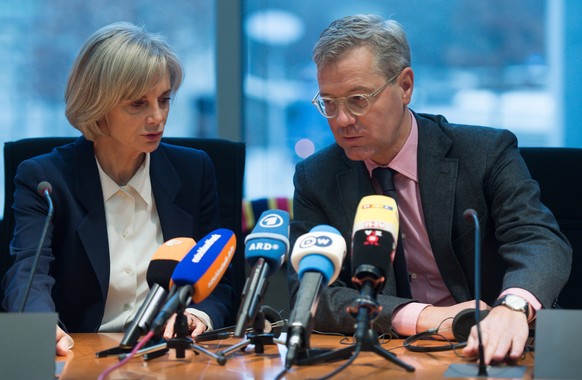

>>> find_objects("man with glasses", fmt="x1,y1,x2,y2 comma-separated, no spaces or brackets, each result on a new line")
288,14,571,365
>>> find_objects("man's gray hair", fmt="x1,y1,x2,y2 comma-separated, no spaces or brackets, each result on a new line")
313,14,411,80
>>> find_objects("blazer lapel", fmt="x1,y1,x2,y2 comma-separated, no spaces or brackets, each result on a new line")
416,115,471,301
150,146,194,239
73,138,111,301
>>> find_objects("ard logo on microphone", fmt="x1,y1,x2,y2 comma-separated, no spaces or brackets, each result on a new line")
259,213,285,228
298,234,333,249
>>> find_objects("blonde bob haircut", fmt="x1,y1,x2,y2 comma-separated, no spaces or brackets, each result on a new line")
65,22,183,141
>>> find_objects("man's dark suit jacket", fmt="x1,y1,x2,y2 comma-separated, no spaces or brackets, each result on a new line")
288,111,572,335
2,137,235,332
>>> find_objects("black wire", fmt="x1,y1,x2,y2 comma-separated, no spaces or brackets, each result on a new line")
308,345,361,380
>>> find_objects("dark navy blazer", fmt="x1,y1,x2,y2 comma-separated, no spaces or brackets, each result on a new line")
2,137,235,332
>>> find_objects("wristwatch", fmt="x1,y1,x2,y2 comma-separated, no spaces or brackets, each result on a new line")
493,294,529,318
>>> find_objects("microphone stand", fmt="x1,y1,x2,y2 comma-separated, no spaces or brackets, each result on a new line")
124,305,227,365
216,307,285,361
96,337,165,358
295,274,414,373
195,309,287,343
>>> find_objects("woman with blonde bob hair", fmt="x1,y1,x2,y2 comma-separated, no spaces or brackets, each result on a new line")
2,22,235,356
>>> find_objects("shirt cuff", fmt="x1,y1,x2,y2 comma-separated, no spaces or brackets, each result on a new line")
391,302,431,336
498,288,542,323
185,308,214,332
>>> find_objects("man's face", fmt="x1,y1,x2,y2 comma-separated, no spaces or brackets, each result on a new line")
316,46,414,165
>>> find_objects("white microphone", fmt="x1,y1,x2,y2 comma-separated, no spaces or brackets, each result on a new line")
285,225,346,369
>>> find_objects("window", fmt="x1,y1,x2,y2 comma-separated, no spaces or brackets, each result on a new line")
0,1,216,214
2,1,581,213
242,0,580,200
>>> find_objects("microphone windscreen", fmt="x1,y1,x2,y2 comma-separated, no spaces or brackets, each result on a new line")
37,181,53,195
171,228,236,303
351,195,399,279
244,209,290,273
351,229,394,279
352,195,399,236
146,237,196,290
290,225,346,285
463,208,478,223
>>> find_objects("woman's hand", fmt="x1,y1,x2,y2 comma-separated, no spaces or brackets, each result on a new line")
162,312,207,340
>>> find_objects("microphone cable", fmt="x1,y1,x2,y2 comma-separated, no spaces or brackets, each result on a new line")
97,330,156,380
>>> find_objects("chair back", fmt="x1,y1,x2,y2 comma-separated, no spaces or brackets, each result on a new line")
520,147,582,309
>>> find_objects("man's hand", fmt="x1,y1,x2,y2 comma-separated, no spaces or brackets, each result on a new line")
56,325,74,356
417,300,489,340
162,313,207,340
462,306,528,364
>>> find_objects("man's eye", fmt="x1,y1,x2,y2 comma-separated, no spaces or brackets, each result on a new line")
349,95,368,107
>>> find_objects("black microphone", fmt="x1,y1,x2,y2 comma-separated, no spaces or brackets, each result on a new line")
285,225,346,369
463,208,487,377
19,181,54,312
349,196,399,342
119,283,167,349
94,238,197,358
118,237,196,348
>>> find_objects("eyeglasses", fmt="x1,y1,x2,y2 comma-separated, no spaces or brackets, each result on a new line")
311,70,402,119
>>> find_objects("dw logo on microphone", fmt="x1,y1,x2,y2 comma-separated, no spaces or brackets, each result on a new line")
298,235,333,249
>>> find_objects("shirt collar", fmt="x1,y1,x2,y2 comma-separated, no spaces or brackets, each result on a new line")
96,153,152,205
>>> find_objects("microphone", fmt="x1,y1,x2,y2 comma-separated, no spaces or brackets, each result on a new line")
146,237,197,291
19,181,54,312
350,195,398,340
351,195,398,286
149,229,236,333
233,209,289,338
463,208,487,376
285,225,346,369
119,237,196,349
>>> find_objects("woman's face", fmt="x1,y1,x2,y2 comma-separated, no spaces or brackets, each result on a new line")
97,73,172,156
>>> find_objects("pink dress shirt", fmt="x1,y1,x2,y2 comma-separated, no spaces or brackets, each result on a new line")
365,111,540,336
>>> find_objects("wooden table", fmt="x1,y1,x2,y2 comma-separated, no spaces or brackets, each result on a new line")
57,333,535,379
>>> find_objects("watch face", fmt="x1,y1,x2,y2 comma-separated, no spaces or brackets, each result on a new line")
505,295,527,310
